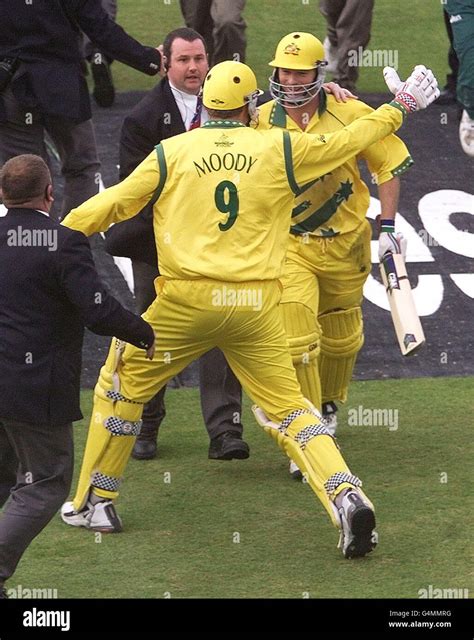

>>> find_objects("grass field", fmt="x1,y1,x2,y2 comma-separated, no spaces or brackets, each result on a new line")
110,0,450,94
9,377,473,599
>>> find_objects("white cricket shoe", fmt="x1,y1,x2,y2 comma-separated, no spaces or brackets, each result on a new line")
289,460,303,481
61,500,122,533
321,401,338,436
459,110,474,157
323,37,339,74
336,489,378,559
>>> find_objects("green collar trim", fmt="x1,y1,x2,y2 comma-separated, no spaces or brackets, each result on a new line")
318,90,327,116
269,91,327,128
270,102,288,127
203,120,246,129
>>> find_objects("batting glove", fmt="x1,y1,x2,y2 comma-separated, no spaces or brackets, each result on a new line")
384,65,440,113
378,219,407,260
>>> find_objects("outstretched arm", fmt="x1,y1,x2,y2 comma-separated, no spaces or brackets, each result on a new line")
62,150,161,236
290,65,439,187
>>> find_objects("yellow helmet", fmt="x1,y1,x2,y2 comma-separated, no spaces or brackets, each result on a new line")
269,32,327,108
203,61,261,112
269,32,325,70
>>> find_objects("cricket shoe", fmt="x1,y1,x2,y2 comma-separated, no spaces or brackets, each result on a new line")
321,401,338,436
335,489,378,559
61,499,122,533
459,110,474,157
289,460,303,481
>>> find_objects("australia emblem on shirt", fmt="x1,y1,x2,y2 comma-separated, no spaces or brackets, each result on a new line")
215,134,234,148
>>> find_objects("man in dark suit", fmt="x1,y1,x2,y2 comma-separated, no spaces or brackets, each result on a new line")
0,154,155,598
107,28,248,462
0,0,162,219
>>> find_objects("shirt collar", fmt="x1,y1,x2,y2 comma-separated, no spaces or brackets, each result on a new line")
202,120,247,129
269,91,327,129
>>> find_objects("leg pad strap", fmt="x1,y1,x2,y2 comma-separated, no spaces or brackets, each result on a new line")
104,417,142,437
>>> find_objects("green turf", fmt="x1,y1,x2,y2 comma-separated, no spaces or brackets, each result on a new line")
110,0,450,93
8,377,473,599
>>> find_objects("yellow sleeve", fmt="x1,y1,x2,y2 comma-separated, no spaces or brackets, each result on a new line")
359,134,413,185
61,149,162,236
287,103,405,189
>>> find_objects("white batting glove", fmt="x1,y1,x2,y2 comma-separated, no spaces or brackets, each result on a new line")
383,65,440,112
378,231,407,260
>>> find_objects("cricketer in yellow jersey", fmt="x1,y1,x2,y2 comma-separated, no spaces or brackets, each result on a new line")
60,60,438,559
256,33,413,479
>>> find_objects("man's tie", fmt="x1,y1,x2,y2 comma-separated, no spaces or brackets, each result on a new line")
189,95,203,130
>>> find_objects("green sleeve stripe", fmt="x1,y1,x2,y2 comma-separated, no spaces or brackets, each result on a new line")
391,155,414,177
283,131,300,196
149,143,168,207
388,100,408,118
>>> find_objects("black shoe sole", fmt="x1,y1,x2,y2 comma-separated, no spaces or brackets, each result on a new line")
208,445,250,460
345,506,377,559
131,448,157,460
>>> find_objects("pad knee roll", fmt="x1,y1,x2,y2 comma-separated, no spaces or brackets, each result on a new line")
319,307,363,403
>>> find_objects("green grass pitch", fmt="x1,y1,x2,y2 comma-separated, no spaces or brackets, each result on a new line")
111,0,450,94
10,377,473,598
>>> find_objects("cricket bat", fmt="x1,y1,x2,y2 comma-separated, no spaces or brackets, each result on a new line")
379,252,425,356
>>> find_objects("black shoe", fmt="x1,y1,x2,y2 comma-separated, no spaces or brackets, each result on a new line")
132,421,159,460
132,439,157,460
91,57,115,108
435,87,457,106
208,432,250,460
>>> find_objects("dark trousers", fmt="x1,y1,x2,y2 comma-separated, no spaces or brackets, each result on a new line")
83,0,117,61
0,86,100,220
0,418,73,587
443,8,459,91
446,0,474,118
179,0,247,65
319,0,374,91
132,260,243,439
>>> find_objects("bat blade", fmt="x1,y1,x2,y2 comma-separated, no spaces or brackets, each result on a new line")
379,253,425,356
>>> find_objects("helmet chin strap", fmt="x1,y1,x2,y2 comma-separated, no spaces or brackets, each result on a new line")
245,90,261,126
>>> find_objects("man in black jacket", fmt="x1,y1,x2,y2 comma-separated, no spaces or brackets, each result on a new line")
108,28,249,462
0,0,161,219
0,154,154,598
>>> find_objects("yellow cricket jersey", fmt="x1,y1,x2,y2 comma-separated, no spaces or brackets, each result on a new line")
63,104,405,282
256,92,413,237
